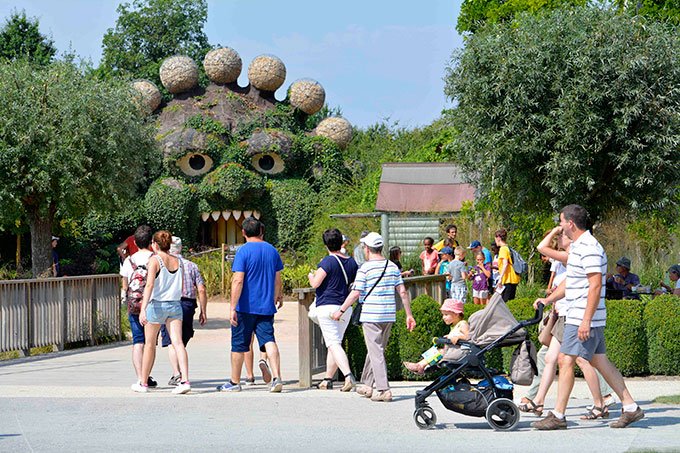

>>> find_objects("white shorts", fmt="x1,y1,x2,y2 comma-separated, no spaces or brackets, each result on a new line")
316,304,352,346
472,289,489,299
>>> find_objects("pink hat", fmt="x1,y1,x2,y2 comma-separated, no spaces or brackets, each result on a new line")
441,298,464,314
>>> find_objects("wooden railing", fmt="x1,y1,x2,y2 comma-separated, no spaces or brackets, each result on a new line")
293,274,447,388
0,274,121,355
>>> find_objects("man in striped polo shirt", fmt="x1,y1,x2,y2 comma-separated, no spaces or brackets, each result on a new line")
533,204,643,430
333,232,416,402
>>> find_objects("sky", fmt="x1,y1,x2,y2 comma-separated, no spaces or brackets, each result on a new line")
0,0,464,129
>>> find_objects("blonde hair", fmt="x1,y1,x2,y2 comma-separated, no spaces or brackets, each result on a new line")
454,246,465,257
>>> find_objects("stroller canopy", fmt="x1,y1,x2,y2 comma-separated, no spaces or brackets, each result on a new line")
468,292,526,347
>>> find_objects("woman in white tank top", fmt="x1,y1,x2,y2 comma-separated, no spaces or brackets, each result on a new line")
135,230,191,395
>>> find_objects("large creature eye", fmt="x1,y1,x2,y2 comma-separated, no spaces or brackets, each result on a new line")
251,152,284,175
177,153,213,176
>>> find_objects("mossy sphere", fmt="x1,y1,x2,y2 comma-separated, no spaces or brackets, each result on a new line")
289,79,325,115
131,79,161,113
247,54,286,92
203,47,242,84
159,55,199,94
315,117,353,149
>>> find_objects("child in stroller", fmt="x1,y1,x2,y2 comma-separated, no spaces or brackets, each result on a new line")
412,292,543,431
403,299,469,375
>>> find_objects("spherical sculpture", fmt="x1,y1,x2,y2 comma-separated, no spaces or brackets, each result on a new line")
289,79,325,115
131,79,161,113
315,117,353,149
159,55,199,94
247,54,286,92
203,47,242,84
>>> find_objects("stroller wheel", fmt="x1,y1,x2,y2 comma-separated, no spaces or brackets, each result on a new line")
485,398,520,431
414,406,437,430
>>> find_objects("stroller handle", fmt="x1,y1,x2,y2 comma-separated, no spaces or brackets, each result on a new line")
518,302,545,328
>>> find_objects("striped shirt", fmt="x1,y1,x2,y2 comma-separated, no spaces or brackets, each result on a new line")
565,230,607,327
354,259,403,323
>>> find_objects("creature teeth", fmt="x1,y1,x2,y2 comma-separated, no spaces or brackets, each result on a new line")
201,212,210,221
232,210,242,219
211,211,221,221
243,210,253,218
222,210,232,220
253,211,261,219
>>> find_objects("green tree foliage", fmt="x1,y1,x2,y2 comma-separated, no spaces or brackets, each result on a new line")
98,0,211,89
0,10,56,65
615,0,680,24
456,0,585,33
445,6,680,221
0,60,158,276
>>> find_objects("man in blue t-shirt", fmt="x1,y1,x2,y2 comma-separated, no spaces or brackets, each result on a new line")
468,240,492,265
217,217,285,393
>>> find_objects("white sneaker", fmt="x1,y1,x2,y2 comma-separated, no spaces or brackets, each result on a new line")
270,377,283,393
172,382,191,395
131,382,148,393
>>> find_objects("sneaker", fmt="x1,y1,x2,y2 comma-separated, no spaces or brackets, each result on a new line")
532,412,567,430
172,381,191,395
259,359,272,384
245,377,256,386
147,376,158,388
371,390,393,402
216,381,242,392
610,407,644,428
270,377,283,393
168,374,181,386
131,382,148,393
356,385,373,398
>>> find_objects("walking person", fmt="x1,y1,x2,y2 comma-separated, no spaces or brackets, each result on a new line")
160,236,208,386
494,228,520,302
332,232,416,402
217,217,285,393
134,230,191,395
532,204,644,430
308,228,359,391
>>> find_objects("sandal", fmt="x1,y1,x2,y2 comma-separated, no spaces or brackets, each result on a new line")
581,406,609,420
518,398,544,416
316,378,333,390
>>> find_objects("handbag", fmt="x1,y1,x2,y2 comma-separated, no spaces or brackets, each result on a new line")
351,260,389,326
510,334,538,385
538,306,557,347
308,254,351,325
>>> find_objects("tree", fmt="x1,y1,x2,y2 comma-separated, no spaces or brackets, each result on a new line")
614,0,680,24
0,61,158,277
0,10,56,65
98,0,211,89
445,6,680,221
456,0,586,33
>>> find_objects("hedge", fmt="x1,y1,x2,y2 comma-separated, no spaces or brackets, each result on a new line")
340,294,680,381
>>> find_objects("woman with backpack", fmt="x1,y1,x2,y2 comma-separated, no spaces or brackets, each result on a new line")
494,228,521,302
133,230,191,395
307,228,359,391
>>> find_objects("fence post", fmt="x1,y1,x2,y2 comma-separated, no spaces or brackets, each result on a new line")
21,283,32,357
58,279,66,351
221,243,226,296
294,288,314,388
90,279,97,346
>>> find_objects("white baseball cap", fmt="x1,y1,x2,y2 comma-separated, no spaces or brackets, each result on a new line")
360,232,384,248
170,236,182,254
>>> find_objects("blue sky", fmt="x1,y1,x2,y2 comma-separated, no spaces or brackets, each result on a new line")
0,0,464,128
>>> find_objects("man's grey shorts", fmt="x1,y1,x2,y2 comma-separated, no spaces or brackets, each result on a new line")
560,324,606,361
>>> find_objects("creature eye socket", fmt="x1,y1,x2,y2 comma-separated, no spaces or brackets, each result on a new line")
251,152,284,175
177,152,213,176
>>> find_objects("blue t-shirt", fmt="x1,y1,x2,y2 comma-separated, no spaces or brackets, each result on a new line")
315,255,358,307
482,248,492,265
231,241,284,315
438,260,451,291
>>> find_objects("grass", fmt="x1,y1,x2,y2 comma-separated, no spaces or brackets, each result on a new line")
653,395,680,404
0,345,56,361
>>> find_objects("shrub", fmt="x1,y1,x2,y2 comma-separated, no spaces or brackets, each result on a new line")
191,251,230,297
281,264,312,295
395,295,450,380
605,299,648,375
644,295,680,375
343,323,367,379
269,179,318,251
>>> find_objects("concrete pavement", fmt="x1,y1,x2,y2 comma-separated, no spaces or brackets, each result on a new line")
1,300,679,452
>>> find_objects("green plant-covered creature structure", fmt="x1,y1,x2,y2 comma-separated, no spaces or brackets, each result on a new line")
131,48,353,250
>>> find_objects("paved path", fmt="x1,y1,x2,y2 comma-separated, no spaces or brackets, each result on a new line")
1,300,679,452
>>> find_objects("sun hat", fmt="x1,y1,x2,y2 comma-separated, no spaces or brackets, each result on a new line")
441,298,464,314
468,240,481,249
616,257,631,269
360,232,383,248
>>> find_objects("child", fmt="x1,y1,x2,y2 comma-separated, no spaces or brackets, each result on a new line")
420,236,439,275
436,246,453,295
403,299,470,374
469,252,491,305
448,246,468,302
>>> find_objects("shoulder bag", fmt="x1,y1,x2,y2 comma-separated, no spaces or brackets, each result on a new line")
308,254,350,325
351,260,389,326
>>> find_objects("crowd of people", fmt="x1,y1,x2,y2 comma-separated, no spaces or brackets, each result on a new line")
115,203,679,430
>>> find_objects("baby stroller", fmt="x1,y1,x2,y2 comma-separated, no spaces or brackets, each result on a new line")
413,293,543,431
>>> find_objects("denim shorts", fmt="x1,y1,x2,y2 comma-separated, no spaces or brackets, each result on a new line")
231,312,275,353
128,313,145,344
161,298,197,347
146,300,183,324
560,324,606,361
